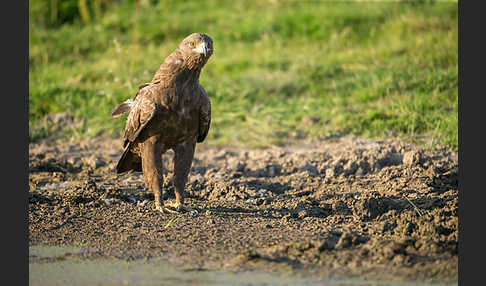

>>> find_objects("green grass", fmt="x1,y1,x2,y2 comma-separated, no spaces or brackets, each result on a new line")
29,0,458,149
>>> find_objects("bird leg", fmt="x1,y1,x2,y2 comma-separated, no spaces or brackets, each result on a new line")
168,141,197,214
141,138,169,214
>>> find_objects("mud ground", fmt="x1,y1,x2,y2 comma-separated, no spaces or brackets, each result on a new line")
29,136,458,284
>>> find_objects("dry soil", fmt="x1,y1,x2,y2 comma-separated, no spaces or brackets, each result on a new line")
29,136,458,284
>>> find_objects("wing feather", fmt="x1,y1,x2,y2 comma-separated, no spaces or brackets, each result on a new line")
122,86,157,146
111,82,155,118
197,84,211,143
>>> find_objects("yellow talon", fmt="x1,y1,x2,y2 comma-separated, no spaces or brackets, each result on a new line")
165,201,198,214
155,204,173,214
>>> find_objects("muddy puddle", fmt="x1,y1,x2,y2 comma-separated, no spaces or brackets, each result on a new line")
29,137,458,285
29,245,455,286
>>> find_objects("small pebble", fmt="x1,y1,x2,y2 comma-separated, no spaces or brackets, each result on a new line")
138,199,149,207
103,199,114,207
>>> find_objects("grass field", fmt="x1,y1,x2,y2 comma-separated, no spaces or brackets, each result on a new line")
29,0,458,149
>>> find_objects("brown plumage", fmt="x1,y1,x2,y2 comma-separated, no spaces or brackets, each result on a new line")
111,33,213,213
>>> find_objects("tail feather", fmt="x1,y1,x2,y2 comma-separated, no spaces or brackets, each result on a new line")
116,143,142,174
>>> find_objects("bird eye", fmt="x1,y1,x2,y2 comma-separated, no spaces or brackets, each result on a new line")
191,42,196,48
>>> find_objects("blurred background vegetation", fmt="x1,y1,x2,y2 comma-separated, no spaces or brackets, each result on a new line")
29,0,458,149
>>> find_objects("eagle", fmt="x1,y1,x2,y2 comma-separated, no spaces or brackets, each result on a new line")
111,33,213,214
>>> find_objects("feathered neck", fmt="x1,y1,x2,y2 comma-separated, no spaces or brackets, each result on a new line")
151,48,207,84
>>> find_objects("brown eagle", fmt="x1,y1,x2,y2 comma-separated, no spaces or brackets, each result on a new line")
111,33,213,214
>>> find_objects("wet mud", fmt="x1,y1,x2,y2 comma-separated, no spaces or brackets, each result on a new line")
29,137,458,284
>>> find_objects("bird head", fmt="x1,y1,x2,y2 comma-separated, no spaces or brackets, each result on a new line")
180,33,214,63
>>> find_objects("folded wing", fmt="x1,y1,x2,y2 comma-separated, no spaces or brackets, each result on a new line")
197,84,211,143
122,85,157,147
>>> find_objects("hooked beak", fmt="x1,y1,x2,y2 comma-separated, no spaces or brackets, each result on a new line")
193,42,212,57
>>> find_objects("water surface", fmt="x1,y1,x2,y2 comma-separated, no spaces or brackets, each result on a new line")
29,246,457,286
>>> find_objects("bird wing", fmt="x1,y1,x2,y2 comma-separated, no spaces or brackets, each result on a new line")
122,85,158,147
111,82,154,118
197,84,211,143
